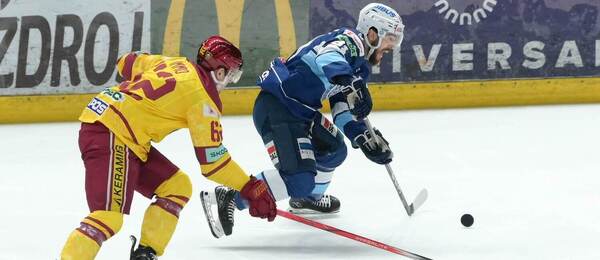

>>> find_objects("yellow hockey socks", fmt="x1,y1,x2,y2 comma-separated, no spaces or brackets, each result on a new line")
60,211,123,260
140,171,192,256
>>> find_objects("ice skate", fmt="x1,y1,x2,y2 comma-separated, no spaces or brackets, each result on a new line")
200,186,237,238
129,235,158,260
288,194,340,214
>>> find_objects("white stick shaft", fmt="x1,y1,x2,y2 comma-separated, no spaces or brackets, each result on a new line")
363,118,413,216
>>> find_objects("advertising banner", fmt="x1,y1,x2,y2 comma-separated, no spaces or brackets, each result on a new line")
0,0,150,95
310,0,600,83
152,0,310,87
2,0,600,123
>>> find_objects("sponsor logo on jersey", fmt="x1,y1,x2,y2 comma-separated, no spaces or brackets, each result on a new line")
204,145,228,163
110,140,127,212
102,88,125,102
320,116,338,137
265,140,279,165
87,97,109,115
434,0,497,26
343,29,364,56
297,138,315,161
336,34,358,57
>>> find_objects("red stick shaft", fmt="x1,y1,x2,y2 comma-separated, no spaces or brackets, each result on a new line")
276,210,432,260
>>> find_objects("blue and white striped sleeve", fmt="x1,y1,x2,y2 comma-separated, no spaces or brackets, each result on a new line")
315,46,353,82
329,92,367,141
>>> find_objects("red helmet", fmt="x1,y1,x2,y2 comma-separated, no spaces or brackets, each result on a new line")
197,35,243,73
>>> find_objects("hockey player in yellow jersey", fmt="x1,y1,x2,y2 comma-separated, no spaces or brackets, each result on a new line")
60,36,277,260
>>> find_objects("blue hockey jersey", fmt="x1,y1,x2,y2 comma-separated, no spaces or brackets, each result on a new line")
257,28,370,122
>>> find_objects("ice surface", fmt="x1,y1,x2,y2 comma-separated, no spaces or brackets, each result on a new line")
1,105,599,260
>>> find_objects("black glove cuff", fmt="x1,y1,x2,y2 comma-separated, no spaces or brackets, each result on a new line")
331,75,354,86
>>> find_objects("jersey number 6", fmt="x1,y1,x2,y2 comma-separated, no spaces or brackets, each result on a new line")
210,121,223,142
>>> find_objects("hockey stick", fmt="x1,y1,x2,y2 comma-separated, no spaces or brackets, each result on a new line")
343,85,427,216
364,118,428,216
277,209,432,260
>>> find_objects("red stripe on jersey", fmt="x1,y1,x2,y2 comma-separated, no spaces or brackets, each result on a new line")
203,158,231,177
192,63,222,113
194,144,222,164
194,147,209,164
109,106,139,145
121,53,137,80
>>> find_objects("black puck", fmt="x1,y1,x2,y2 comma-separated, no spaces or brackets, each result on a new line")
461,214,474,227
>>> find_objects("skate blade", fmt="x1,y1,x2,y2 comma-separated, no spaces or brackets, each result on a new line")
200,191,225,238
287,207,340,215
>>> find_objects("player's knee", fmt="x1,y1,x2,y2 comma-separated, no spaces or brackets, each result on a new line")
316,142,347,172
151,171,191,218
81,211,124,241
282,171,316,198
154,170,193,204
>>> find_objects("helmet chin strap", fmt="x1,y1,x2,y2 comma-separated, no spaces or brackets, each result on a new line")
210,70,227,92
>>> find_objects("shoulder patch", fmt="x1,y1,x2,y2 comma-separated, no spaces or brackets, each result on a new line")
335,35,357,57
342,29,365,57
86,97,109,116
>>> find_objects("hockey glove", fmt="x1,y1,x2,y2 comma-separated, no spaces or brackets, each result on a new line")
240,176,277,221
353,128,393,165
333,75,373,120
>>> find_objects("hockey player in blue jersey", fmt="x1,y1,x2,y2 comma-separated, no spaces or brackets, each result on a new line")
201,3,404,237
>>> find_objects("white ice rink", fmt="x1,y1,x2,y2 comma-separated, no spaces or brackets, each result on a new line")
2,105,600,260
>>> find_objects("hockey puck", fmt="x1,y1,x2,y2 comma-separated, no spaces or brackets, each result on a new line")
461,214,474,227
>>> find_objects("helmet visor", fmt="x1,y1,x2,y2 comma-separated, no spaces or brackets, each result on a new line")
227,68,243,84
382,31,403,49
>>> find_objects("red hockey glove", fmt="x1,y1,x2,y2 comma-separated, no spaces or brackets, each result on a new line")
240,177,277,221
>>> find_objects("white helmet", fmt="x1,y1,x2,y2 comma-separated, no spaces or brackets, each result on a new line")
356,3,404,58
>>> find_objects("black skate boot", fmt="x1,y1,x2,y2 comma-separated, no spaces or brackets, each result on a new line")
130,235,158,260
200,186,237,238
288,194,340,214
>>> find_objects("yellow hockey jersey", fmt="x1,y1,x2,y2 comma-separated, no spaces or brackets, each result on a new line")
79,52,250,190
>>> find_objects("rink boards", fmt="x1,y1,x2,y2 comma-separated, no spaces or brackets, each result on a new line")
1,0,600,123
3,77,600,123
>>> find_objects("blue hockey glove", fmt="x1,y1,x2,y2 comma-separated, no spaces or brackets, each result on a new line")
353,128,393,165
333,75,373,120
